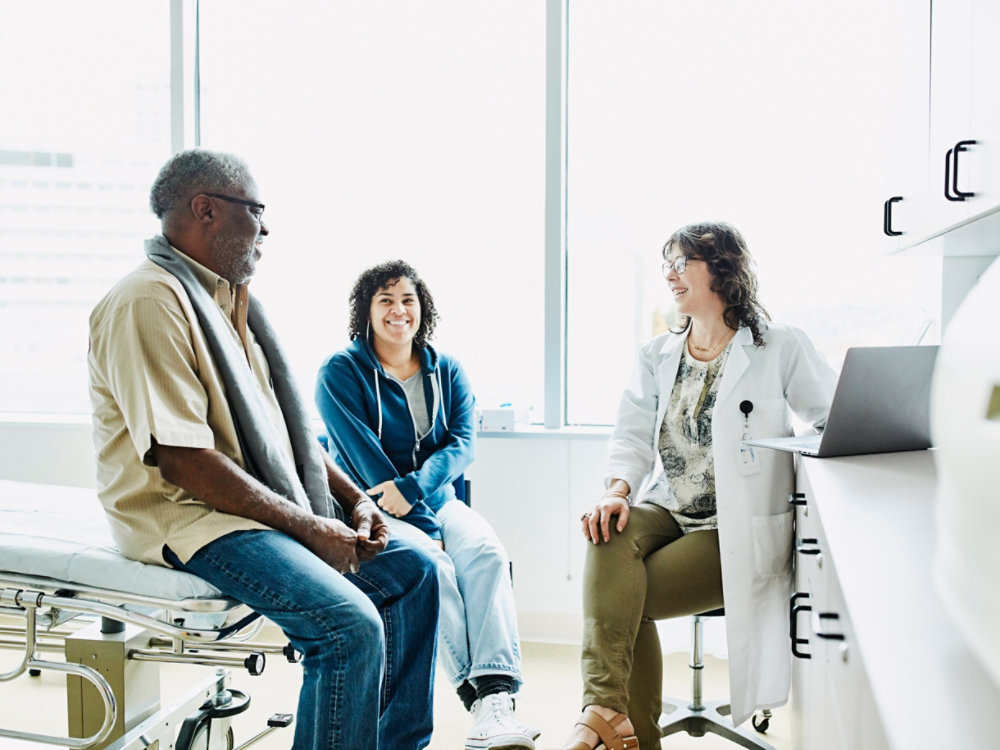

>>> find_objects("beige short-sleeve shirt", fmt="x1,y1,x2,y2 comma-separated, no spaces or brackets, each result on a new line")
88,244,295,565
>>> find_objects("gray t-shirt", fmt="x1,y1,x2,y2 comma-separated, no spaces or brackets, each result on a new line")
387,370,431,437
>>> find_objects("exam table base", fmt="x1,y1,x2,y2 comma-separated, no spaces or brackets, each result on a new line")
66,620,162,745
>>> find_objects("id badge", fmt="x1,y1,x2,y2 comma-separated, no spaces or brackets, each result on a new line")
737,400,762,476
737,441,762,476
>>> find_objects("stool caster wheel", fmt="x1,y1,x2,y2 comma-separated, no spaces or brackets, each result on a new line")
752,711,771,734
29,668,41,677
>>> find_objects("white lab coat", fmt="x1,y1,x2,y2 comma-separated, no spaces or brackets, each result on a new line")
606,322,837,726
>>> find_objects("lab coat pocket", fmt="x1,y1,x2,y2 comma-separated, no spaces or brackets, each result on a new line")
751,510,794,579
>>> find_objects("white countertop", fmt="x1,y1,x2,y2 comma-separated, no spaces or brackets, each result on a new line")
799,450,1000,750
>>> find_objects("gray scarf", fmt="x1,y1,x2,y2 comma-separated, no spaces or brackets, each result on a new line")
145,236,342,521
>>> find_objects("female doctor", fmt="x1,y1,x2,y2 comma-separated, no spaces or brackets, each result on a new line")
563,222,837,750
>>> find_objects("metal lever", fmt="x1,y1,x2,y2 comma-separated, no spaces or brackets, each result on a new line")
234,713,295,750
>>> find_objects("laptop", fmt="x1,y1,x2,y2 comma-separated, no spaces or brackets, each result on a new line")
744,345,939,457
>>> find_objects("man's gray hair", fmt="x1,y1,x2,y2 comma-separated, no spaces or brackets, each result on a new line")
149,148,254,219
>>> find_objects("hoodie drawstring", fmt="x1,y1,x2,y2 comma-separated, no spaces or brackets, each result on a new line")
374,367,383,440
372,357,447,463
435,367,449,433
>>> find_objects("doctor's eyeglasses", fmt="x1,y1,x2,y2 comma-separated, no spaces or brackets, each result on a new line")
661,255,703,277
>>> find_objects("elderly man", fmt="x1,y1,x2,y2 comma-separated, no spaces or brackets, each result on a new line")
88,148,439,750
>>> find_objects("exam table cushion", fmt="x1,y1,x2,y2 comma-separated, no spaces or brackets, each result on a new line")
0,480,223,601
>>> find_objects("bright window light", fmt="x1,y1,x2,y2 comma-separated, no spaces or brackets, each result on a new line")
566,0,940,425
0,1,170,414
198,1,547,421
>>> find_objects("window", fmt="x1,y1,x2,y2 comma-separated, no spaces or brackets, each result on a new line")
565,0,940,424
0,1,170,414
1,2,941,427
198,1,547,419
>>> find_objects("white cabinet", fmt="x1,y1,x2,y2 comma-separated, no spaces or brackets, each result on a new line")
968,0,1000,211
788,452,1000,750
790,475,889,750
879,0,930,250
881,0,1000,330
882,0,1000,247
926,0,974,230
924,0,1000,231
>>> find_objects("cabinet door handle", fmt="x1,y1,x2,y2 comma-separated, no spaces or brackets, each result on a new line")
945,147,960,200
952,139,977,199
813,611,846,641
788,492,807,507
883,196,903,236
790,593,812,659
796,538,821,555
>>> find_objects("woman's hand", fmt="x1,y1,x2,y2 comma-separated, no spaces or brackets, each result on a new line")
581,493,631,544
367,480,413,518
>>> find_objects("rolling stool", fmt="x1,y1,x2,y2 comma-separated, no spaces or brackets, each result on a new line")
659,608,775,749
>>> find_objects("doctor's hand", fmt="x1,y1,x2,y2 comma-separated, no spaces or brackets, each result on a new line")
351,498,390,560
581,495,630,544
367,480,413,518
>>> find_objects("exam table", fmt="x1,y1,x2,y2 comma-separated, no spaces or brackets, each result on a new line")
0,480,297,749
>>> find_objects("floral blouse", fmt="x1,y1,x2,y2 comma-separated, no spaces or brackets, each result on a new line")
641,339,733,533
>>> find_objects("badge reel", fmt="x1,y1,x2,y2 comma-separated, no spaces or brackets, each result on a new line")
738,399,762,476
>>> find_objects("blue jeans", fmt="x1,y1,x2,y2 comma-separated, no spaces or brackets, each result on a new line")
164,530,439,750
382,499,522,691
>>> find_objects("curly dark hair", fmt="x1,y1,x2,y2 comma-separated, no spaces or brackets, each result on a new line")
348,260,439,348
664,221,770,347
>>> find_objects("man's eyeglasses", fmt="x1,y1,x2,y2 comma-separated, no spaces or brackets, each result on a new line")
662,255,702,277
205,193,266,222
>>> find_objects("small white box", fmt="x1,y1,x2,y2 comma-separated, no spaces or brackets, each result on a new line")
478,404,529,432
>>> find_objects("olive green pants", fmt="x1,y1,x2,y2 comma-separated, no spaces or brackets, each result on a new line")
581,503,724,749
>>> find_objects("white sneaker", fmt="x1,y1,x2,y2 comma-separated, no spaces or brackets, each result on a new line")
465,692,537,750
474,695,541,741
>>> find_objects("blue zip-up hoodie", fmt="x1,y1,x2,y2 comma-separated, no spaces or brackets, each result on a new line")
315,336,476,539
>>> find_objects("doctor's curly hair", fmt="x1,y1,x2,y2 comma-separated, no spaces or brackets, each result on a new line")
348,260,439,348
664,221,770,347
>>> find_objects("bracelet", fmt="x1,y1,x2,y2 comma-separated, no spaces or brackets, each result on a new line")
603,491,630,501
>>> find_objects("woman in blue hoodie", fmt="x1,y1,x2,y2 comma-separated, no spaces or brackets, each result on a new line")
315,260,538,750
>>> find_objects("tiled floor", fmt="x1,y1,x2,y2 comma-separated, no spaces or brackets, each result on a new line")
0,625,791,749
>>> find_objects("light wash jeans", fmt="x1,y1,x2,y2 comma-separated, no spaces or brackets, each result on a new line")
384,498,522,691
164,529,439,750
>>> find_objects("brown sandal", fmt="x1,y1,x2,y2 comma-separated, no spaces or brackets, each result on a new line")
565,707,639,750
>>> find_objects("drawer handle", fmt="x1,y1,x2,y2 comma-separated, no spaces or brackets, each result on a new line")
796,538,821,555
788,492,807,507
813,611,846,641
790,592,812,660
